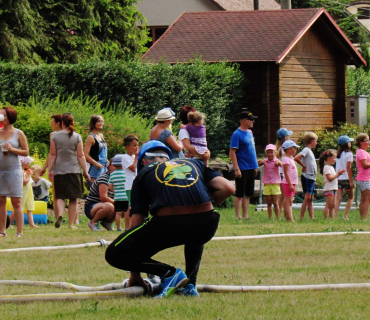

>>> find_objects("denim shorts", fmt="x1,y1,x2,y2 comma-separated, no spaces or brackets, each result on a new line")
89,165,107,180
84,202,97,220
301,176,315,195
39,196,49,202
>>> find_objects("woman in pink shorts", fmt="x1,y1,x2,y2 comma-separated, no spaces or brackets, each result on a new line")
355,133,370,219
281,140,299,222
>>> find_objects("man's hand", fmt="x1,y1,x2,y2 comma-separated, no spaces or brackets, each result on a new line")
128,272,149,294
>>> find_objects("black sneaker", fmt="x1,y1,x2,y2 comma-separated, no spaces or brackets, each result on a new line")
101,221,113,231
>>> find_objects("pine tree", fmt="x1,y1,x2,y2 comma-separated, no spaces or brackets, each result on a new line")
0,0,150,63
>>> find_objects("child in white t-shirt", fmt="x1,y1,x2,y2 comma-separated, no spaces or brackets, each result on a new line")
121,134,139,230
31,164,52,202
294,132,318,220
319,149,345,219
335,135,354,220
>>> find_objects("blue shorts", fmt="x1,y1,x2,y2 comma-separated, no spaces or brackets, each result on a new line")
85,202,97,220
39,196,49,202
301,176,315,195
89,165,107,180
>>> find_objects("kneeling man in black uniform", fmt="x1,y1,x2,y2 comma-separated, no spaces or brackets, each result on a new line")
105,140,235,298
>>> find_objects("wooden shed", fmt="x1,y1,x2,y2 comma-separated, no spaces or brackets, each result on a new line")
142,8,366,150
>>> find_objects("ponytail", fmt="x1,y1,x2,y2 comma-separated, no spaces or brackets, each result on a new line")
277,146,283,159
276,137,285,159
68,124,74,138
319,149,336,175
62,113,75,138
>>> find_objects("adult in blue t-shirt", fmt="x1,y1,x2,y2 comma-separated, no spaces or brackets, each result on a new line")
229,110,258,220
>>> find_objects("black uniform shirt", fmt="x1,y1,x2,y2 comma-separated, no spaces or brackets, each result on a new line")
130,159,220,217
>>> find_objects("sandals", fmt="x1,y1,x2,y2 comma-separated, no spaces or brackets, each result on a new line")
55,216,63,228
15,233,23,238
0,232,6,237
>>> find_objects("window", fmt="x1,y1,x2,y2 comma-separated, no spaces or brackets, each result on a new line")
358,8,370,19
146,27,169,48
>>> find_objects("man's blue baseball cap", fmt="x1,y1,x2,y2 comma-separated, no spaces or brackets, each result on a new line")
277,128,293,139
137,140,171,171
338,135,354,146
282,140,300,150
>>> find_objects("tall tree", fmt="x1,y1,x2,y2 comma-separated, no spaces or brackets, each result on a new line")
0,0,150,63
277,0,362,41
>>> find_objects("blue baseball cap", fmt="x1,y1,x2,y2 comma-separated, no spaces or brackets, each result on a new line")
137,141,171,171
282,140,300,150
338,135,354,146
276,128,293,139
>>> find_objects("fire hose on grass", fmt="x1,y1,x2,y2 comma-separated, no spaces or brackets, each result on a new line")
2,279,370,303
3,233,370,303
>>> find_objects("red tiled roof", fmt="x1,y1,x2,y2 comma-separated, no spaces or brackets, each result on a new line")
212,0,280,11
142,8,366,66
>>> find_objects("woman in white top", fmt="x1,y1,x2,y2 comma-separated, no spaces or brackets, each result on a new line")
178,105,210,161
335,135,354,220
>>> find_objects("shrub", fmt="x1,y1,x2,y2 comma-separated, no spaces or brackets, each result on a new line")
347,68,370,97
0,94,152,159
297,122,367,158
0,60,245,155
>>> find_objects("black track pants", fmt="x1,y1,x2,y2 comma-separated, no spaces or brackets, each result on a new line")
105,210,220,283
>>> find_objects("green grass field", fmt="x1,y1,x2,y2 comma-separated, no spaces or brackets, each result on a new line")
1,205,370,319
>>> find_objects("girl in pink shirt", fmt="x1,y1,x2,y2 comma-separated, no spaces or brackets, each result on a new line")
258,144,281,219
355,133,370,219
281,140,299,222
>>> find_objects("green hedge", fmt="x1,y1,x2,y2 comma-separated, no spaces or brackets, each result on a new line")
0,60,245,155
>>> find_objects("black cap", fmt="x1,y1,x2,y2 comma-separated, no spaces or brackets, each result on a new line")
239,110,258,120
